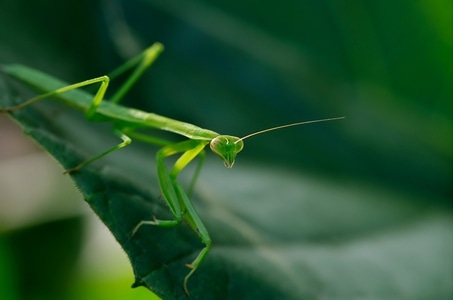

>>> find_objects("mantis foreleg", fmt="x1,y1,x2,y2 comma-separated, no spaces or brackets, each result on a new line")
132,139,212,295
125,129,207,200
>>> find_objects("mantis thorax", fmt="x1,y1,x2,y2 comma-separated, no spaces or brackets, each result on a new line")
210,135,244,168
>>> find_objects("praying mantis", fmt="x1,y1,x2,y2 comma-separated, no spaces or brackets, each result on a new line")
0,42,344,295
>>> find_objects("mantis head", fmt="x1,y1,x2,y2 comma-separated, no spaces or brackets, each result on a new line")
210,135,244,168
210,117,345,168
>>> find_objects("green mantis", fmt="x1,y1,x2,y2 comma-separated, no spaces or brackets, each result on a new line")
0,42,344,295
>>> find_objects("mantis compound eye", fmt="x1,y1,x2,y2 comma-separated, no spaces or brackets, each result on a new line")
209,135,244,168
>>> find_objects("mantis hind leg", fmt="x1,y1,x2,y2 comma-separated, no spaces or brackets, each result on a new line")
1,42,164,118
107,42,164,104
132,139,211,295
0,75,109,117
75,42,164,117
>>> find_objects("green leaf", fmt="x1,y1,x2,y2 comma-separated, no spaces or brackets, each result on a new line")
1,68,452,300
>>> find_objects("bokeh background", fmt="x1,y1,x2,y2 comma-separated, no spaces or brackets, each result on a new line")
0,0,451,299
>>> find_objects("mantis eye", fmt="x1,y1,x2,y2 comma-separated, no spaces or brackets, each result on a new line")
209,135,244,168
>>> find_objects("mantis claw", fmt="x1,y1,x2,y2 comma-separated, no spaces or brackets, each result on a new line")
183,265,198,296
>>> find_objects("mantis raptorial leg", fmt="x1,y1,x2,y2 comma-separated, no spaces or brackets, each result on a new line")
0,42,344,295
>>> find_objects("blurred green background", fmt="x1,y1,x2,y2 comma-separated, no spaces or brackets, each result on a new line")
0,0,451,299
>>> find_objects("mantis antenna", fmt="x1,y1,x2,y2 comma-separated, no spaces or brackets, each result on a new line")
237,116,345,142
210,116,345,168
